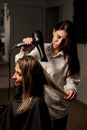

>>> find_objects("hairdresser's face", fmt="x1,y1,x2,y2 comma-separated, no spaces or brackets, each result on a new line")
12,63,23,87
52,29,68,52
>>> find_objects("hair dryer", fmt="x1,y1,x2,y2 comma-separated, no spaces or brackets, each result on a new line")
32,30,48,62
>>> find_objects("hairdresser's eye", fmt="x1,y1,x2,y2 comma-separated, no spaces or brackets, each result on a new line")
57,34,61,39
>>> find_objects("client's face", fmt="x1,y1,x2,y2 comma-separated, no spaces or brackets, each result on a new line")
12,63,23,87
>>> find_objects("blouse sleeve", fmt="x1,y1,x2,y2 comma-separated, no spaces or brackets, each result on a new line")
64,73,81,93
15,46,40,62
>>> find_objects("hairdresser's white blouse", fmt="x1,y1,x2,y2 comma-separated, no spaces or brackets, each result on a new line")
15,43,80,119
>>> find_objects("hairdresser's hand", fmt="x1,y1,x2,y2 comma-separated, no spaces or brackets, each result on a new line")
64,89,77,101
22,37,33,52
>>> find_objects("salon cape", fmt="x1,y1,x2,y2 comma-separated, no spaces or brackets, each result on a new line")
0,88,52,130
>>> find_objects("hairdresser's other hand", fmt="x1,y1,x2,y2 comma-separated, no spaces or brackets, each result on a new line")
64,89,77,101
22,37,33,52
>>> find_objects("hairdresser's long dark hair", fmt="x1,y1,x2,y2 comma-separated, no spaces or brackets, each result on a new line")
54,20,80,75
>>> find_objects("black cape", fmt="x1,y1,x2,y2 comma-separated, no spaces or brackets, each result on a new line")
0,88,52,130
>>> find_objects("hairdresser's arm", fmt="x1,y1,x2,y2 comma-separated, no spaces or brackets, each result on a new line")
15,37,39,62
64,73,80,100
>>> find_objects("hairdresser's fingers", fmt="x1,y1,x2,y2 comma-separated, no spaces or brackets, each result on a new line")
22,37,33,45
64,89,76,100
